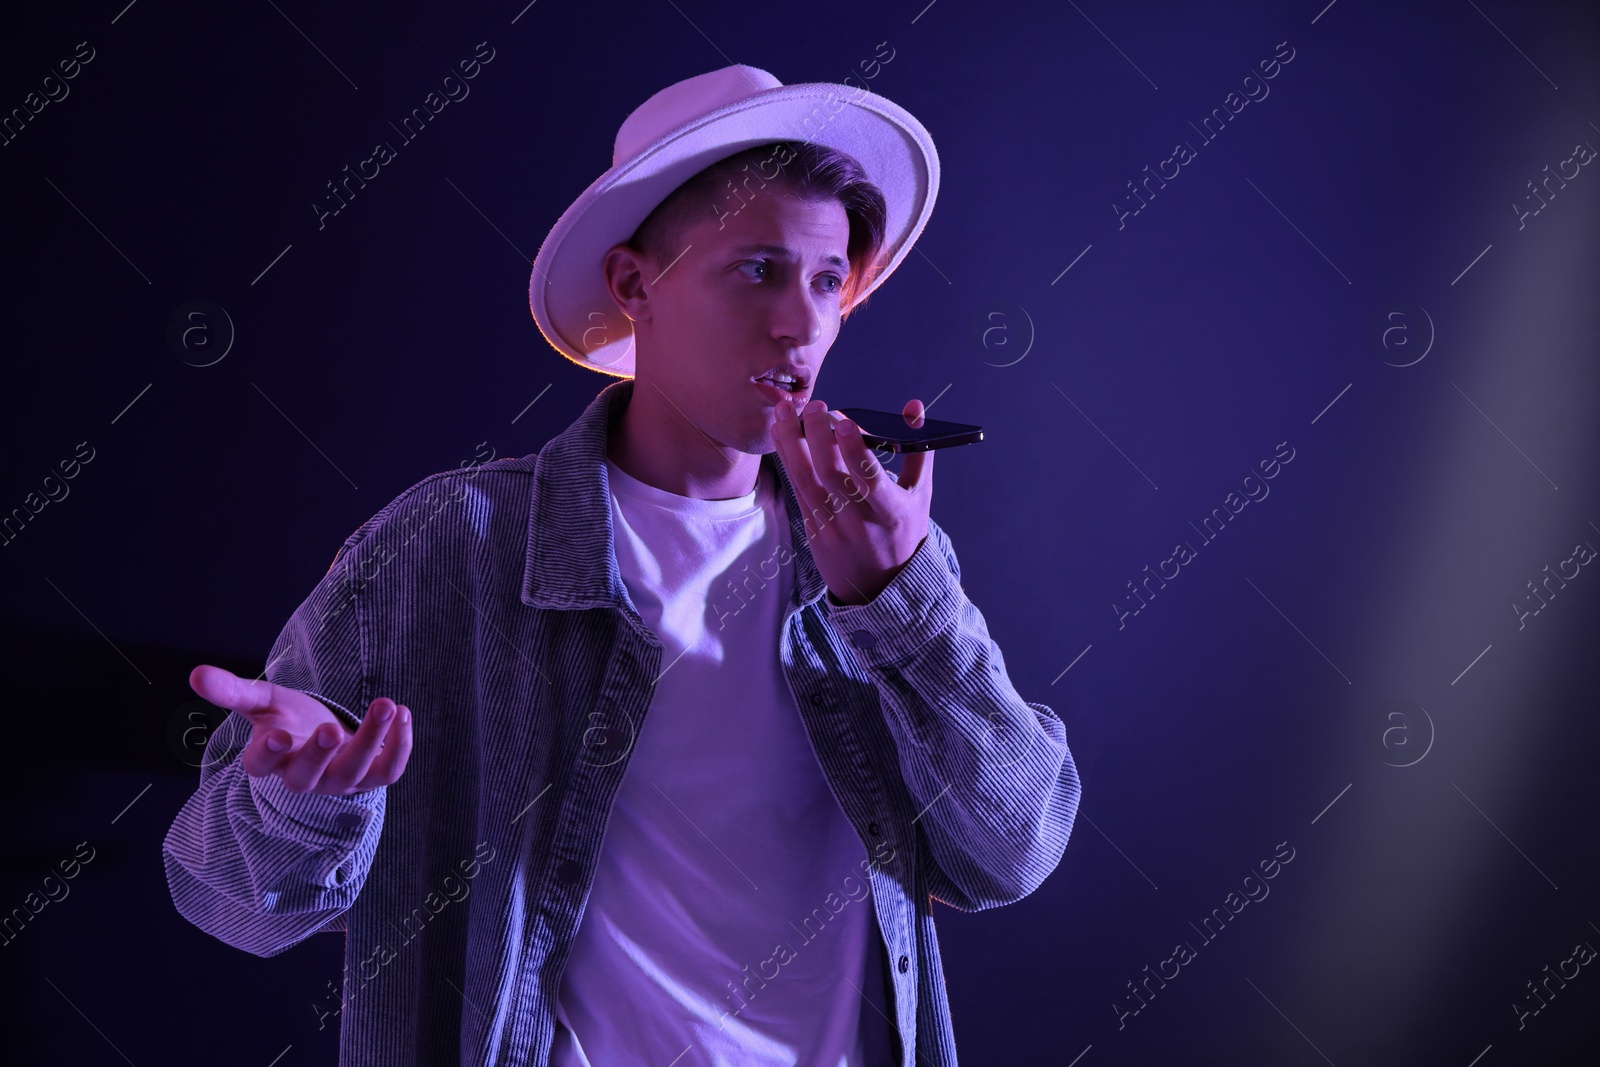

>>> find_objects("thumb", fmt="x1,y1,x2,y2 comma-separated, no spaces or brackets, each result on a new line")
189,664,240,706
189,664,274,716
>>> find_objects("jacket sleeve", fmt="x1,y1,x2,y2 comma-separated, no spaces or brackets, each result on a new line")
824,516,1080,912
162,531,388,958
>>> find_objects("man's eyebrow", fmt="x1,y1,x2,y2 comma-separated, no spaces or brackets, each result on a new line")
729,244,850,274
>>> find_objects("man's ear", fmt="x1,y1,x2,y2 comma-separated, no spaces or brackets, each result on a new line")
603,243,653,324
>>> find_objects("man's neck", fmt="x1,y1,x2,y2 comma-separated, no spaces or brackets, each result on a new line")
606,382,762,500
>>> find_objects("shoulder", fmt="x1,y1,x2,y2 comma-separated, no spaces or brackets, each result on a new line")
328,453,542,568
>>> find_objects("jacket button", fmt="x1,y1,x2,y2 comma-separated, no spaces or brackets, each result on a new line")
810,693,823,705
556,859,582,885
849,629,877,651
332,812,364,831
585,725,625,750
868,822,881,836
897,955,909,974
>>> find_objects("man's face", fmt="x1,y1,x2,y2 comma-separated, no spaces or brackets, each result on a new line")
632,186,851,455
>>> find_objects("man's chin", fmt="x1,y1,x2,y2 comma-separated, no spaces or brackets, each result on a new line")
712,426,771,459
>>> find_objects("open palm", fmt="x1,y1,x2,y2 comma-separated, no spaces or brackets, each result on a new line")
189,664,412,795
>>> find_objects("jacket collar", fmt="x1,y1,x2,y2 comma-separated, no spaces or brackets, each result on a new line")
520,377,829,614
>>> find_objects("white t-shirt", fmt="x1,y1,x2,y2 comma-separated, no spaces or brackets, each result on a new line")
550,456,893,1067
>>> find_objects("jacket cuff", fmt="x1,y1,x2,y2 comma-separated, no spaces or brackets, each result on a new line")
248,771,385,852
823,532,962,667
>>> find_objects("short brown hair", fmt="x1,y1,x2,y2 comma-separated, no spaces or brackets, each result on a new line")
627,141,888,316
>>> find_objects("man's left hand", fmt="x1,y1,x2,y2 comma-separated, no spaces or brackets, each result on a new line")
771,397,933,606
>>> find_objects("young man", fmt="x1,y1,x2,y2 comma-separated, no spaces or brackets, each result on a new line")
162,65,1080,1067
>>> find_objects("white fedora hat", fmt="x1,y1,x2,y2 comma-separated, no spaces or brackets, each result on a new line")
528,63,940,378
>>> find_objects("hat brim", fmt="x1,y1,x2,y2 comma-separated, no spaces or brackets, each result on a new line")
529,82,939,378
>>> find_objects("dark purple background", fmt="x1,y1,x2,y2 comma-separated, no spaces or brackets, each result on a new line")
3,1,1597,1063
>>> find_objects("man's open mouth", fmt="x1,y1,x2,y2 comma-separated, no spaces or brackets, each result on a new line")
754,374,805,393
754,365,811,397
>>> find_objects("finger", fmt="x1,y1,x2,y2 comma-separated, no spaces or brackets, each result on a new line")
898,440,934,494
239,725,296,778
830,412,883,505
770,395,811,463
278,721,346,794
802,401,848,484
896,399,935,493
319,698,398,793
774,399,827,518
356,703,413,789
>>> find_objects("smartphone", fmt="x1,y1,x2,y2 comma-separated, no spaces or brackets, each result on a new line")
834,407,984,453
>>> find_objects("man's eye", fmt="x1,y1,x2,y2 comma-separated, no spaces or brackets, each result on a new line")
738,262,843,292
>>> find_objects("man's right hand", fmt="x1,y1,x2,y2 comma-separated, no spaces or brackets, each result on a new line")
189,664,413,796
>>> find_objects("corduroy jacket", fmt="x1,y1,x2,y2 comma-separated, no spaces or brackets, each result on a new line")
162,376,1081,1067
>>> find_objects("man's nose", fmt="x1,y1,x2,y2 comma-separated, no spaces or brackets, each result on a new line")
771,277,823,348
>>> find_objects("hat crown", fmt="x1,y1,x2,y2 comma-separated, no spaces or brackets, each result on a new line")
613,64,782,164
